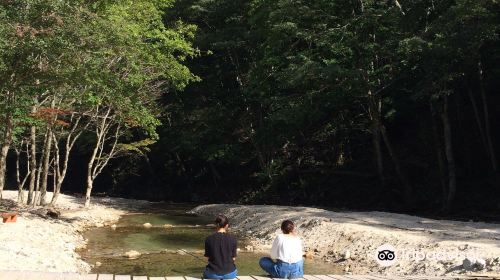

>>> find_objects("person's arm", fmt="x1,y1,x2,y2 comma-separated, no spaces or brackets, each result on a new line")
204,238,210,262
232,237,237,261
270,236,280,260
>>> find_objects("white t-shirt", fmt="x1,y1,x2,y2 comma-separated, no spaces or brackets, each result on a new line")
270,233,303,263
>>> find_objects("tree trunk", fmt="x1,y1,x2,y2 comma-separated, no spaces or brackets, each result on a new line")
368,89,411,205
15,147,24,203
39,127,53,205
441,95,456,213
85,175,93,208
0,114,13,199
380,123,413,205
27,107,37,205
85,128,101,208
467,88,487,151
430,102,447,204
369,95,385,185
478,60,498,183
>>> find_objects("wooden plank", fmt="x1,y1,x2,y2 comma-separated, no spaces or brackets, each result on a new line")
98,274,115,280
251,275,271,280
115,275,131,280
23,271,60,280
342,275,374,280
303,276,322,280
328,275,360,280
166,277,186,280
80,274,99,280
185,277,202,280
314,275,339,280
328,275,349,280
132,276,148,280
149,277,167,280
363,276,404,280
0,271,15,278
237,276,257,280
362,276,393,280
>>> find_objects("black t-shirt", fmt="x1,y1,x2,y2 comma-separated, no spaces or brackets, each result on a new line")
204,232,237,275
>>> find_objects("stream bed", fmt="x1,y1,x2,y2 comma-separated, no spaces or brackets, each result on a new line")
78,204,341,277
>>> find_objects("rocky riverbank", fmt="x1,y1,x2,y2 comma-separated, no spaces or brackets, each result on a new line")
0,190,151,273
190,204,500,276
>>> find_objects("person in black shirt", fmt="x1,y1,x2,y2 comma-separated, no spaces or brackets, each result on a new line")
203,214,238,279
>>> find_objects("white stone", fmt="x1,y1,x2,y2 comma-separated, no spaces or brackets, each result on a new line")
124,250,141,259
343,250,351,260
143,223,152,228
476,258,486,270
110,224,117,230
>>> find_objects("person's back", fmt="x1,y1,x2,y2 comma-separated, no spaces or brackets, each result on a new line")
203,214,238,279
270,233,303,264
205,232,237,275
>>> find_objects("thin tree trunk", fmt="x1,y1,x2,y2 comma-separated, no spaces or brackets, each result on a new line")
379,123,413,205
430,102,447,203
33,159,42,206
467,88,487,151
368,91,385,185
85,175,93,208
478,60,498,182
39,126,53,205
15,146,24,203
0,113,13,199
441,95,456,213
85,126,103,208
27,122,37,205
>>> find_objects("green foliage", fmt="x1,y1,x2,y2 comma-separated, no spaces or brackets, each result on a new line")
114,0,500,212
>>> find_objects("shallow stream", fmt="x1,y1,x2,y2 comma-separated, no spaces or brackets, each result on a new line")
79,204,340,277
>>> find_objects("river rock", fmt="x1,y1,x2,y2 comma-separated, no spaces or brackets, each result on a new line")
143,223,152,228
245,245,254,252
476,258,486,270
463,257,476,270
110,224,117,230
343,250,351,260
124,250,141,259
163,224,173,228
95,262,102,267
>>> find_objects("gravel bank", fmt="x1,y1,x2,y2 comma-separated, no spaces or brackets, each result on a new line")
190,204,500,276
0,190,151,273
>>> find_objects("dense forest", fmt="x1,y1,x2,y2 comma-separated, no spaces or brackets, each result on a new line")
1,0,499,216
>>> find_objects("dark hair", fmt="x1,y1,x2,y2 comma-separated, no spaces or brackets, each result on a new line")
281,220,294,234
215,214,229,228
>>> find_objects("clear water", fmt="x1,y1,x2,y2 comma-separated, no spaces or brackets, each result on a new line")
78,205,341,277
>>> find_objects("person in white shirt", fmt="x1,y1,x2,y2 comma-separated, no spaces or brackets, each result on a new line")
259,220,304,278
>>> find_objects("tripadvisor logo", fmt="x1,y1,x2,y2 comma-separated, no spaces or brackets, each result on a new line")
375,244,397,266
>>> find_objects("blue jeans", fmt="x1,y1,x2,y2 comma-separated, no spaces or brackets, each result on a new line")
203,268,238,279
259,257,304,279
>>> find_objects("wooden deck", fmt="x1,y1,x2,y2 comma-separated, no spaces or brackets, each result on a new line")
0,272,498,280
